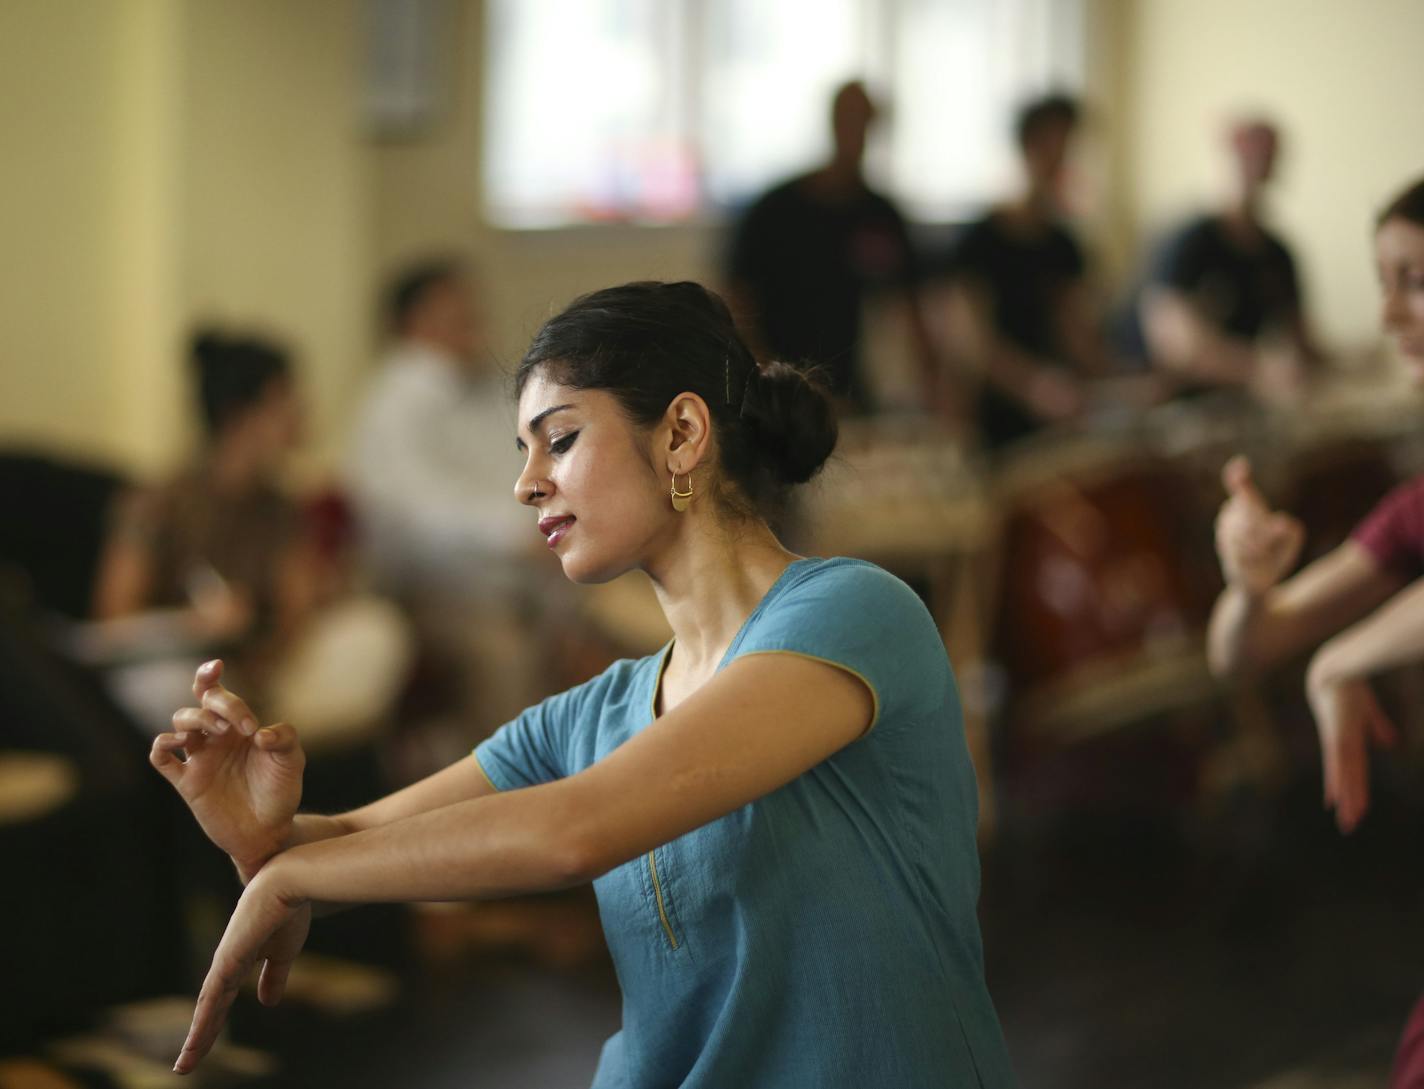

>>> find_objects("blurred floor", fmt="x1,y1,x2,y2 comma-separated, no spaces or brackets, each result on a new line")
20,784,1421,1089
984,783,1424,1089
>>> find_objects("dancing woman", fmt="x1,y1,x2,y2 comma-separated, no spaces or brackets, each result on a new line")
155,282,1015,1086
1208,177,1424,1088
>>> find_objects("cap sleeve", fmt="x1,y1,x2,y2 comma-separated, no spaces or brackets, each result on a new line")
1351,476,1424,579
730,560,949,733
474,682,585,791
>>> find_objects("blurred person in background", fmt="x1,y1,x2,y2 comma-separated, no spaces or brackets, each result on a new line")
347,259,549,745
942,93,1120,452
724,81,945,417
156,281,1016,1087
1207,176,1424,1089
1135,118,1321,398
92,330,409,749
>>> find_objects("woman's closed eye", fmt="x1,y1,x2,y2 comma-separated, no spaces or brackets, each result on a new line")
550,431,580,455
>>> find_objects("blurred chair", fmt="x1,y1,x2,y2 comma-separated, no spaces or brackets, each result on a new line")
0,583,185,1053
0,449,127,620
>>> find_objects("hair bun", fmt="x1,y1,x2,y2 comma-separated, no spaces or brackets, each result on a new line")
739,360,838,485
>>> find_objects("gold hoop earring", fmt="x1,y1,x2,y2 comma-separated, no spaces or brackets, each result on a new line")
670,471,693,513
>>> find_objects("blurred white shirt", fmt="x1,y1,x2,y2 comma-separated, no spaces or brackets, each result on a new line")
346,340,533,600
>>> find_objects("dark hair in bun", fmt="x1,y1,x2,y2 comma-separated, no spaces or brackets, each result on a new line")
189,328,292,437
1379,176,1424,230
515,281,837,515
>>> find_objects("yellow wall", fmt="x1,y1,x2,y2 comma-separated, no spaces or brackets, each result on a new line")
0,0,368,477
179,0,370,479
0,2,129,463
1121,0,1424,351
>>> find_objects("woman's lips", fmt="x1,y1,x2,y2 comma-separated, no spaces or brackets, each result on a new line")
539,515,575,548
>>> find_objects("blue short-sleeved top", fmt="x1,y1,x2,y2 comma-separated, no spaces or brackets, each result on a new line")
475,557,1015,1088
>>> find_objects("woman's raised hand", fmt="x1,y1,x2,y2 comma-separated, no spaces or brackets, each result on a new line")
1215,456,1306,597
150,660,305,878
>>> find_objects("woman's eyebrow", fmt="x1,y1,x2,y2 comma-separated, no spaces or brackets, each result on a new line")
515,403,576,449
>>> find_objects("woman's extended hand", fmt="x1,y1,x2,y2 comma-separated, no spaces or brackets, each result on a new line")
1305,668,1399,834
174,867,309,1075
1215,456,1305,597
150,660,305,878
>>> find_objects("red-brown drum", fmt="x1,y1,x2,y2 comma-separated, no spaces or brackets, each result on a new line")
990,425,1221,743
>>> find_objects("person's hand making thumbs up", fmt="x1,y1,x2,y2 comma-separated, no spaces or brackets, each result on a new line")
1214,455,1306,596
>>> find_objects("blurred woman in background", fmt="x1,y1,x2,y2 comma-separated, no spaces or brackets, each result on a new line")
152,282,1016,1087
94,330,408,747
92,333,321,713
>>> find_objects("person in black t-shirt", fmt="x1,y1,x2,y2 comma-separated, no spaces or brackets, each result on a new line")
1136,119,1321,393
725,82,942,416
942,94,1118,451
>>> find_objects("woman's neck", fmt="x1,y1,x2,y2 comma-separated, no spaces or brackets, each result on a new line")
644,513,799,678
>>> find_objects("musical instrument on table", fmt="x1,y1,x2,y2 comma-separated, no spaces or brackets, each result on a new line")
797,417,991,562
994,367,1424,740
991,422,1221,745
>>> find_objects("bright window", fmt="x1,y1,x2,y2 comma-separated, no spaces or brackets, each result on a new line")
483,0,1083,228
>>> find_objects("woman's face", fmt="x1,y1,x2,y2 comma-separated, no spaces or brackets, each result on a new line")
252,376,304,456
1376,216,1424,379
513,371,671,584
222,376,303,469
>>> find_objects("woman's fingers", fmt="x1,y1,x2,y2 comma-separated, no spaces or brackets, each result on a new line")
192,658,224,700
150,734,187,783
174,966,244,1075
1334,727,1369,834
254,723,304,765
1320,729,1339,808
255,906,311,1009
176,884,296,1074
171,706,232,736
1369,704,1401,750
190,658,260,736
200,685,258,736
256,955,294,1008
1221,455,1256,499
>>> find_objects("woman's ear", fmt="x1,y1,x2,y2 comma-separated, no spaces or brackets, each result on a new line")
661,392,713,474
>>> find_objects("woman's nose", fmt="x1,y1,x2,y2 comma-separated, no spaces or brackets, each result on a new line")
515,467,549,506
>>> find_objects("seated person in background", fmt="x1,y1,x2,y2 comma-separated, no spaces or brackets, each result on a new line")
724,81,942,416
94,330,408,742
1138,118,1321,397
95,331,321,682
943,93,1117,451
346,259,546,738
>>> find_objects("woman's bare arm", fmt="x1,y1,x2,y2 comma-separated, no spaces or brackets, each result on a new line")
174,652,876,1071
266,652,872,905
1208,541,1403,678
1207,457,1405,678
